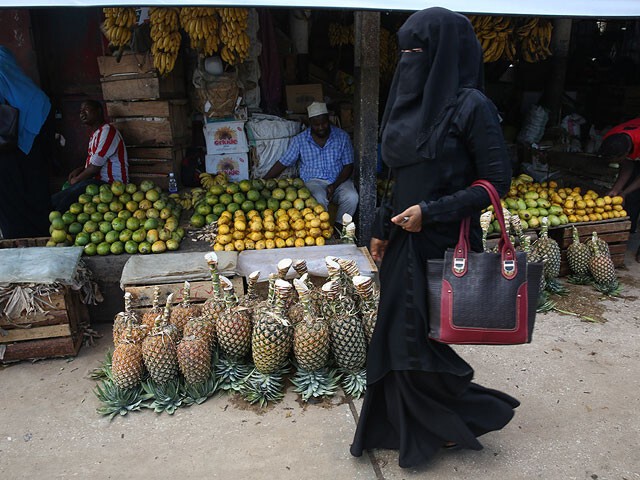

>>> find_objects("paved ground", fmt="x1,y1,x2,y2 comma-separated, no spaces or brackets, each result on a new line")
1,236,640,480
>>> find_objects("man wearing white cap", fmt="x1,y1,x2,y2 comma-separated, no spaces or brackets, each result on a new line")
264,101,358,228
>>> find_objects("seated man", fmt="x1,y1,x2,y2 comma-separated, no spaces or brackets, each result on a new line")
264,102,358,229
51,100,128,212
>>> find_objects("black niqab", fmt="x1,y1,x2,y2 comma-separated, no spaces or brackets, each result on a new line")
381,8,484,168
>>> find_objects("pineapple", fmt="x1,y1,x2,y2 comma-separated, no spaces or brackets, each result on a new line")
290,279,337,402
111,320,145,390
216,276,253,360
588,233,620,296
523,235,554,312
243,279,294,406
170,281,202,334
566,226,593,285
112,292,134,347
586,231,610,256
352,275,378,344
141,293,180,384
141,286,162,333
177,334,212,385
183,315,216,351
251,279,293,374
531,217,566,295
292,279,330,371
113,293,147,346
322,280,367,398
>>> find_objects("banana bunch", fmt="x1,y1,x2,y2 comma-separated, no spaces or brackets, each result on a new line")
379,27,398,79
180,7,220,56
149,7,181,75
328,23,354,47
518,18,553,63
469,15,516,63
219,8,250,65
199,172,228,189
102,8,136,47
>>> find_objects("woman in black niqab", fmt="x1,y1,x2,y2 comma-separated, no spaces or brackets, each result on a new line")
350,8,519,469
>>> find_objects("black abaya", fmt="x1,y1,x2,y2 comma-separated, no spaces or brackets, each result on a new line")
350,89,518,468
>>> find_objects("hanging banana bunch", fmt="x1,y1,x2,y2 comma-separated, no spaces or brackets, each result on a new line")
379,27,398,80
180,7,220,56
149,7,181,76
102,7,136,48
218,8,251,66
468,15,515,63
328,23,354,47
518,18,553,63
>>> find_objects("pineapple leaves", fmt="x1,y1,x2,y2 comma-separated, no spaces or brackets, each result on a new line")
94,379,152,420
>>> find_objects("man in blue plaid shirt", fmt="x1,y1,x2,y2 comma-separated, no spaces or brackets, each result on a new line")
264,102,359,228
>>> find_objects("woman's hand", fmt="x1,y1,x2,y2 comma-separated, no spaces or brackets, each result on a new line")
370,237,389,264
391,204,422,232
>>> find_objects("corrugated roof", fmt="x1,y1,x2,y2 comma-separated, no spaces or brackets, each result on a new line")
1,0,639,18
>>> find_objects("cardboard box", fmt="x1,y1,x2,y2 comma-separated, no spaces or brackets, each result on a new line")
285,84,323,114
205,153,249,182
203,120,249,155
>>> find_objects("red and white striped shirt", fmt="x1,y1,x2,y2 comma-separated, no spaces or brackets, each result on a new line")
85,123,128,183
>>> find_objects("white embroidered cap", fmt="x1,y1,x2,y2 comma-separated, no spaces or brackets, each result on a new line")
307,101,328,118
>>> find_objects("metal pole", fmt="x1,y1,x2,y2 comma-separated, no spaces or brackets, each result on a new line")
543,19,573,126
353,11,380,247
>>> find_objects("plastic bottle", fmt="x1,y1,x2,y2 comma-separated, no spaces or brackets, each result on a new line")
168,172,178,194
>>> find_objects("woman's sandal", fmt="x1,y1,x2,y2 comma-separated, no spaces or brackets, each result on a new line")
442,442,459,450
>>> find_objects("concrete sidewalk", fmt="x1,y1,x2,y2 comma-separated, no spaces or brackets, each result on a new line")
2,240,640,480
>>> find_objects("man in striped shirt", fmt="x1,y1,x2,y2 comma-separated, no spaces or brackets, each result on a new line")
264,102,358,228
52,100,128,211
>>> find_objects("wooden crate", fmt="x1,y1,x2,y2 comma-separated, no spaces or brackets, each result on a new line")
127,146,184,182
0,237,48,249
549,217,631,275
101,73,185,102
125,277,244,315
0,288,87,362
109,99,190,147
128,172,172,191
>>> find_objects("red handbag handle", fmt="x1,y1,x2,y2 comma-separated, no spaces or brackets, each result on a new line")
451,180,517,280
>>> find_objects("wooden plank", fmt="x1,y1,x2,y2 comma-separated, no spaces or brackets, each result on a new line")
555,218,631,238
1,336,77,362
0,324,72,343
97,53,155,77
358,246,379,274
129,159,175,175
559,231,630,249
127,146,176,160
101,75,164,101
0,237,49,249
107,100,172,118
0,310,70,330
125,277,244,308
113,118,175,146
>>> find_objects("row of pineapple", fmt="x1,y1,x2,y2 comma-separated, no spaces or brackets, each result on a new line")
481,210,621,315
93,252,377,418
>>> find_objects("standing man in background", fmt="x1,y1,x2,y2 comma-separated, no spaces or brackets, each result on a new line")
263,101,358,231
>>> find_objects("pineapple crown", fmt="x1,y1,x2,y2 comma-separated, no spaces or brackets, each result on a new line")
479,211,492,230
181,281,191,306
277,258,293,279
342,213,353,225
205,252,222,298
540,217,549,238
273,279,293,313
246,270,260,298
152,285,161,310
292,259,307,277
267,273,277,305
337,258,360,277
571,226,581,244
158,293,174,329
220,275,238,308
325,256,341,279
352,275,374,299
123,292,132,312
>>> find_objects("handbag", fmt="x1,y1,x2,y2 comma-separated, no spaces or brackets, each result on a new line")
426,179,543,345
0,103,19,151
